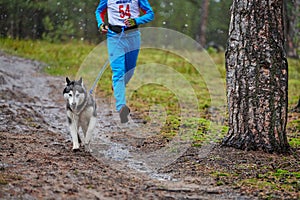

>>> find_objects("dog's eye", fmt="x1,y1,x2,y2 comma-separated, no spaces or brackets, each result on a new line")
76,94,80,98
69,94,72,97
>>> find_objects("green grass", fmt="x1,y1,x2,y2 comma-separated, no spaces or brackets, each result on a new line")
211,171,230,177
288,58,300,106
0,38,299,145
239,169,300,195
211,167,300,198
289,137,300,148
287,119,300,148
0,172,22,185
0,37,94,76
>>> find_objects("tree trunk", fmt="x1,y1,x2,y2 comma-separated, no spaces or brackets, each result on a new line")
196,0,209,47
223,0,290,153
292,98,300,113
285,1,299,58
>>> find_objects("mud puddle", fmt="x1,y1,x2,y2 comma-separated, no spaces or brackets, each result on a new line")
0,51,174,180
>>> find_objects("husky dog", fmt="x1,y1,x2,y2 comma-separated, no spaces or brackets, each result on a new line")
63,77,97,151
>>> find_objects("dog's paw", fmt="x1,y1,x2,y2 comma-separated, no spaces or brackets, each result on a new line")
85,148,93,153
84,143,93,153
72,143,80,150
72,148,80,153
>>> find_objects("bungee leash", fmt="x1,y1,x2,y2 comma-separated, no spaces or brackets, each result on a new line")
89,27,125,95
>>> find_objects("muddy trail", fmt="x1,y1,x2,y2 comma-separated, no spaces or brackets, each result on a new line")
0,52,298,200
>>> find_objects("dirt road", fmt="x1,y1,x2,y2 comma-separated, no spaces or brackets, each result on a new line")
0,52,289,199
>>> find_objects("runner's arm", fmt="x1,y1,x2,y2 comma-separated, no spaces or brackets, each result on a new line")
95,0,108,28
135,0,154,25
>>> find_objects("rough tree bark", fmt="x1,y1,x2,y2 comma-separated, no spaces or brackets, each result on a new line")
223,0,290,153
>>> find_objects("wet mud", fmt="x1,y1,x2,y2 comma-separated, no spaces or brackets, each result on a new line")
1,52,298,199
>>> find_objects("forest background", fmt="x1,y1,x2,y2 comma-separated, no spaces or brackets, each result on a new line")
1,0,299,58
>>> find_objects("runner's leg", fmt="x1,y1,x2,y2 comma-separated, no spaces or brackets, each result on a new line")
108,33,126,112
124,30,141,85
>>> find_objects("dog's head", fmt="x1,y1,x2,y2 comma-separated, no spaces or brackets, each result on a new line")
63,77,86,111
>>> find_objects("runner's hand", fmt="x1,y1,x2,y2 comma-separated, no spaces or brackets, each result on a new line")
99,23,108,34
124,18,136,27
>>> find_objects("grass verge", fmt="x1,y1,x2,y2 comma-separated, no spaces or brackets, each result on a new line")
0,38,299,145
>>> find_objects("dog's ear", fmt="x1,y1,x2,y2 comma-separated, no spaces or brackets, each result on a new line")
66,77,71,84
78,77,83,86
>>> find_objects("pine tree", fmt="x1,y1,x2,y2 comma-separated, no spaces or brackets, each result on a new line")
223,0,290,153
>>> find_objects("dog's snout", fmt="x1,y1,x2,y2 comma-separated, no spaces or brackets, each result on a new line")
72,102,76,106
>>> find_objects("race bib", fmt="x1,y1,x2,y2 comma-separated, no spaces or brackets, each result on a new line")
107,0,140,26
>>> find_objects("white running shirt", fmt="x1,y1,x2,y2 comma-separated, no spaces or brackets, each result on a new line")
108,0,140,26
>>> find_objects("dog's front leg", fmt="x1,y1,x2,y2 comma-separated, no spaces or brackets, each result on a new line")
67,111,80,151
84,116,96,152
